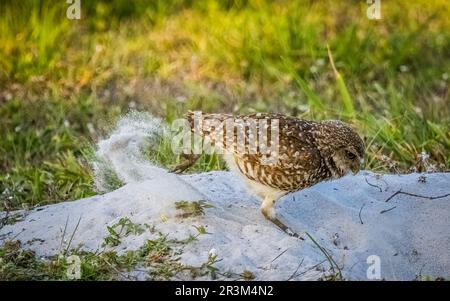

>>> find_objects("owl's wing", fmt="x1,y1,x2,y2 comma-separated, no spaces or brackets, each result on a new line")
194,112,322,174
233,115,322,174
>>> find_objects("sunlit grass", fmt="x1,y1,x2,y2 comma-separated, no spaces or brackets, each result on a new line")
0,0,449,209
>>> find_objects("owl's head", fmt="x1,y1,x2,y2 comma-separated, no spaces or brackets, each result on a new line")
315,120,365,178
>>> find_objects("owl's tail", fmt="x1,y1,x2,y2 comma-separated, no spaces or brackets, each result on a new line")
171,111,233,173
185,110,234,143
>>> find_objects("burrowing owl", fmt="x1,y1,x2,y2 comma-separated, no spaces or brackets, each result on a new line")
173,111,365,239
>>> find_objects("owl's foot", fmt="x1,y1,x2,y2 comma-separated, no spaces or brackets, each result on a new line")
285,227,304,240
170,154,201,174
270,216,305,240
261,204,304,240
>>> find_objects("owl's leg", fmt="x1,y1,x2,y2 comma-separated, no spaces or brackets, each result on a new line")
260,197,304,240
170,154,201,174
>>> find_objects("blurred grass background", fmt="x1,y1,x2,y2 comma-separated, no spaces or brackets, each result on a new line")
0,0,449,210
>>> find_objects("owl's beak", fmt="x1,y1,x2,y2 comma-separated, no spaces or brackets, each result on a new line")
358,157,365,171
352,161,361,174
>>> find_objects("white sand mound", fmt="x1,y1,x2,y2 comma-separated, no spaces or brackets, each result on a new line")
1,170,449,280
1,113,449,280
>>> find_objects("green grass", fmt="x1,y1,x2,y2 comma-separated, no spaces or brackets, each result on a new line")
103,217,147,247
0,222,238,280
175,200,214,218
0,0,449,210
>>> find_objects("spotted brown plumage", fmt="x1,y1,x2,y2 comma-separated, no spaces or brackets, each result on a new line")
173,111,365,239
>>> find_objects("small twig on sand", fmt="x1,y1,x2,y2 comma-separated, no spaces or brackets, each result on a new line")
271,248,289,263
64,216,82,255
286,258,305,281
385,189,450,203
10,228,25,241
380,206,397,214
365,177,382,192
0,210,10,230
305,232,342,280
289,259,327,280
58,216,70,255
358,203,365,225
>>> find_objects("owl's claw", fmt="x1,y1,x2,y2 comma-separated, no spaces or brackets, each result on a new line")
285,227,305,240
261,206,305,240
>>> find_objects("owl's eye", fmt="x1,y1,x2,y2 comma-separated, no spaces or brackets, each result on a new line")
346,151,356,160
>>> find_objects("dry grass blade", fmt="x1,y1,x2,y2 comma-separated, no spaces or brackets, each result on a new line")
385,189,450,202
305,232,343,280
